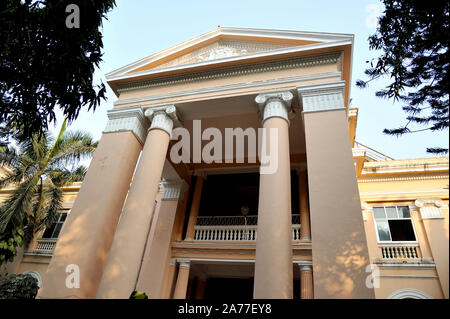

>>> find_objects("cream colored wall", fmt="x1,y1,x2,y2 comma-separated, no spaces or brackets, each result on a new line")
358,165,449,299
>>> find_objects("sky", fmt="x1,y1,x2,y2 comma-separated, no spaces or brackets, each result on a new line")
52,0,448,162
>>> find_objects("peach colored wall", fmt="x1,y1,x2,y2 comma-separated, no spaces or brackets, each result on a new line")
303,109,374,299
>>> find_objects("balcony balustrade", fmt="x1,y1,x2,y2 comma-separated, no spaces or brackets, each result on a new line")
193,214,301,241
35,238,58,253
379,242,420,261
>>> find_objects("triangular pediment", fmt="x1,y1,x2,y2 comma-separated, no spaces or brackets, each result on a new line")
106,27,353,81
150,39,292,71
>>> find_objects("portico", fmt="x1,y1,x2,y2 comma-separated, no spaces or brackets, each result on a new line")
37,27,374,299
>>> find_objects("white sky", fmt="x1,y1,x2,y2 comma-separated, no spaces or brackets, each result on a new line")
51,0,449,164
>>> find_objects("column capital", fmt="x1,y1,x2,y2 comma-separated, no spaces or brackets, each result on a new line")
177,259,191,269
415,198,444,219
104,106,149,144
144,104,181,136
255,90,294,123
297,81,346,113
161,179,188,201
300,265,312,271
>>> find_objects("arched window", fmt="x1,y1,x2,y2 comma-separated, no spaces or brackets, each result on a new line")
22,270,42,288
388,289,432,299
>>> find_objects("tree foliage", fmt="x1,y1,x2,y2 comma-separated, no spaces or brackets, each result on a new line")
357,0,449,154
0,273,39,299
0,0,116,145
0,120,97,266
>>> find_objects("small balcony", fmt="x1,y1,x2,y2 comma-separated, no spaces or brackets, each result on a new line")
379,242,421,261
193,214,301,242
34,238,57,253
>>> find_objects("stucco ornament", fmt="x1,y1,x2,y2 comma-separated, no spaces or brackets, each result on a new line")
196,46,247,62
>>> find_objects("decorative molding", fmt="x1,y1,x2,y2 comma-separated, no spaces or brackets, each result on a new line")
415,198,444,219
358,174,449,183
115,53,341,93
387,289,433,299
360,189,448,196
114,72,341,108
255,90,293,122
22,270,42,287
297,81,346,113
361,201,372,221
103,106,149,144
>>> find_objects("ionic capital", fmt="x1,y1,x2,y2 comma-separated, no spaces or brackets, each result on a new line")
414,198,444,219
255,90,293,123
297,81,346,113
144,104,181,136
104,106,148,144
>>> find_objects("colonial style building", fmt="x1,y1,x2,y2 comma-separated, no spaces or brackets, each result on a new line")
1,27,448,299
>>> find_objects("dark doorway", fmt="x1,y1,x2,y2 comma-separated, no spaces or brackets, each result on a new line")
203,277,254,299
199,173,260,217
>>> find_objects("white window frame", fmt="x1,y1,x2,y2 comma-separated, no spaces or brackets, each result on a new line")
372,205,418,244
40,211,68,239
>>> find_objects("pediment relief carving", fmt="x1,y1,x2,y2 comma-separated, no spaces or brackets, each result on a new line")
153,39,291,70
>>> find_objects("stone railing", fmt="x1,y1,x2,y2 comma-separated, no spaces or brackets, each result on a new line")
35,238,57,253
379,243,420,260
194,215,301,242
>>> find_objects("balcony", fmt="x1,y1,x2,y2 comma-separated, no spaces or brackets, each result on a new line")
379,242,421,261
193,214,301,242
34,238,57,253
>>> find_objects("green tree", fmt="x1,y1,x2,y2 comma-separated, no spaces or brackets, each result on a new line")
0,120,97,266
357,0,449,154
0,0,116,146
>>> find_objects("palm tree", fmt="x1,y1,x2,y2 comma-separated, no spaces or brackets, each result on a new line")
0,120,97,265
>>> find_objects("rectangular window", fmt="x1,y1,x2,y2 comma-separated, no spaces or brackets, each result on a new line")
42,212,67,239
373,206,416,242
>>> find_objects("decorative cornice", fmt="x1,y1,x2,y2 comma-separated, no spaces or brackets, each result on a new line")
297,81,346,113
415,198,444,219
116,53,341,93
358,173,449,183
103,106,148,144
255,90,293,122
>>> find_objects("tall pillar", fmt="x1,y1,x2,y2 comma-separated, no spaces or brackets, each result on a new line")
136,180,187,298
97,105,180,299
38,107,146,299
298,82,374,299
299,265,314,299
253,91,293,299
415,199,449,298
185,174,205,240
173,260,191,299
298,169,311,240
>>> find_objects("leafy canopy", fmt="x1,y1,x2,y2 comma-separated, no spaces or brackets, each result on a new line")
0,120,97,265
0,0,116,145
357,0,449,154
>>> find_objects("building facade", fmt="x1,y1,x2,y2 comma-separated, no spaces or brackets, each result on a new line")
1,27,448,299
